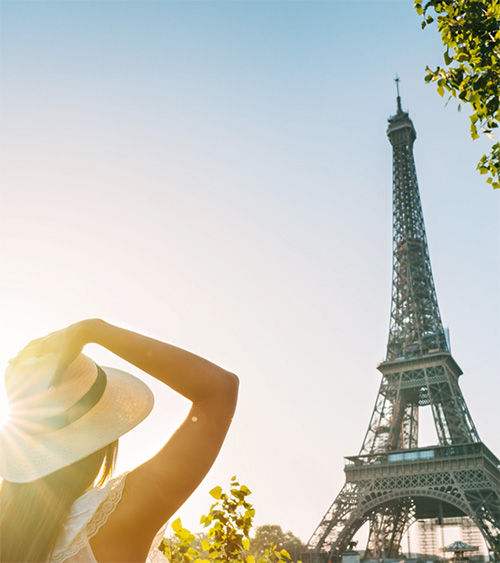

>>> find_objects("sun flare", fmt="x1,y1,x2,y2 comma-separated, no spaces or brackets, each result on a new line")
0,383,10,426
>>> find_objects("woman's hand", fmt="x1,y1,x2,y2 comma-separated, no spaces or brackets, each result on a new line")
9,319,101,382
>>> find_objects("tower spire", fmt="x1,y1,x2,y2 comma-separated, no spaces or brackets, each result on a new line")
395,75,402,113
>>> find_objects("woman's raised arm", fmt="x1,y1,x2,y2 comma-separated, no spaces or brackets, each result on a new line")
83,318,238,404
81,319,239,562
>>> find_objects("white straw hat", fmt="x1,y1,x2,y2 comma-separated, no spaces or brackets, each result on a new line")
0,354,154,483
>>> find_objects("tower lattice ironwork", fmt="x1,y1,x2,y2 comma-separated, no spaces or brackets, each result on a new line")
305,89,500,561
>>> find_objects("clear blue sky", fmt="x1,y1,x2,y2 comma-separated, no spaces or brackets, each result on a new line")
1,0,499,548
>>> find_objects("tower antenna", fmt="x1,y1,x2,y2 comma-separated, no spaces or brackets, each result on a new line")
395,74,402,113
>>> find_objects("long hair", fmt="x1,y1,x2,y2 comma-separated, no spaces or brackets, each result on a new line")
0,440,118,562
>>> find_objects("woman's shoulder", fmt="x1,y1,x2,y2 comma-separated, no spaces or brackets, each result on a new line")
50,473,128,563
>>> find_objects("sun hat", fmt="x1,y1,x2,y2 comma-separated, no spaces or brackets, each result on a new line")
0,353,154,483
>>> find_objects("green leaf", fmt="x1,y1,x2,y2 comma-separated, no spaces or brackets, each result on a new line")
172,518,182,532
201,540,210,551
242,538,250,550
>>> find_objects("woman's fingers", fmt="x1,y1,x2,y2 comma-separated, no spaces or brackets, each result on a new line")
9,336,54,365
9,326,83,369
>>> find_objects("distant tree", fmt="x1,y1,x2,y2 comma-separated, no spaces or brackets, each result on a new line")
251,525,305,561
414,0,500,189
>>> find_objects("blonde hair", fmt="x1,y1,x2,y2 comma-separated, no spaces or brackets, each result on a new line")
0,440,118,562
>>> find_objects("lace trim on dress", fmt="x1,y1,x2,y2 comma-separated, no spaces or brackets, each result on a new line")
85,473,128,543
50,473,128,563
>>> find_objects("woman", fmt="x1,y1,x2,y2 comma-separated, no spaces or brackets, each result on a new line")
0,319,239,562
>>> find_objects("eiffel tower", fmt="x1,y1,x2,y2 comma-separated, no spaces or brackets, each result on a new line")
305,84,500,561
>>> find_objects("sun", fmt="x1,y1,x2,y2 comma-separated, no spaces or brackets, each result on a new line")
0,383,10,426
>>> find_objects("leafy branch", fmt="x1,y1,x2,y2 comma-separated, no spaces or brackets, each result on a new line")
415,0,500,189
160,477,298,563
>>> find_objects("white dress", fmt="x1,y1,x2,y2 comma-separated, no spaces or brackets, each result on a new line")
50,474,168,563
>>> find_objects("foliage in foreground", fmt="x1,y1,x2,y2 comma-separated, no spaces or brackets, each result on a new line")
415,0,500,189
160,477,302,563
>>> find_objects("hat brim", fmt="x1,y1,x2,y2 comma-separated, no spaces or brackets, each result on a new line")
0,366,154,483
